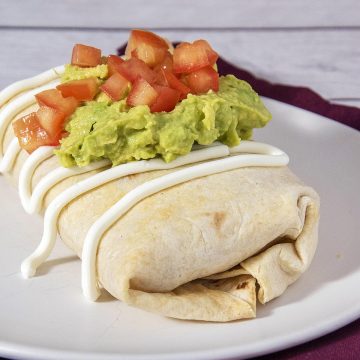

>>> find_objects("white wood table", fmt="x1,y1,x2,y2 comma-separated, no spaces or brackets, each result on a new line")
0,1,359,359
1,0,359,108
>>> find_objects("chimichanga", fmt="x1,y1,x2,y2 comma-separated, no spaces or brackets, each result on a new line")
3,133,320,321
0,32,320,322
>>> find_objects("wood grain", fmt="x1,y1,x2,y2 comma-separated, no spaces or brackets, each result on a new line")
0,1,359,108
0,0,360,28
1,29,359,107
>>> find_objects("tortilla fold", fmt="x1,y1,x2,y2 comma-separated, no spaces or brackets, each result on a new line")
2,103,320,322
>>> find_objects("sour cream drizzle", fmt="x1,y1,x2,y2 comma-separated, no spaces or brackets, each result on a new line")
18,146,110,214
0,66,64,173
0,66,64,108
0,67,290,302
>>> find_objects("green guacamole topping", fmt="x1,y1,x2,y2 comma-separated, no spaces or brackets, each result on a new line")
61,64,108,82
55,75,271,167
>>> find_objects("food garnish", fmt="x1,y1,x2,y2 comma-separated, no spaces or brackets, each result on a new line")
12,29,271,167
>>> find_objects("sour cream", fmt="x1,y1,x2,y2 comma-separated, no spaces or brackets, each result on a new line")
0,67,289,303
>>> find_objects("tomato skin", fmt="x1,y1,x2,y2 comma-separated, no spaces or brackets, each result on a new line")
150,85,180,113
153,52,173,73
153,69,168,86
56,78,98,101
36,106,66,140
185,66,219,94
193,40,218,64
116,58,157,84
35,89,78,117
173,40,218,73
71,44,102,67
107,55,125,76
100,73,130,101
126,78,158,107
126,29,169,67
162,70,190,98
12,112,56,153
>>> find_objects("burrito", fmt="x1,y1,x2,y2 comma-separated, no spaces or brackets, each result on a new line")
0,30,320,322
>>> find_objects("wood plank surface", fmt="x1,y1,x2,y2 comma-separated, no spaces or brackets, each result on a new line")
0,1,359,107
1,0,360,28
1,29,359,107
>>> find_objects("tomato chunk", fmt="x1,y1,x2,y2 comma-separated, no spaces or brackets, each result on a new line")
126,29,169,67
185,66,219,94
71,44,101,67
36,106,66,140
126,78,158,107
100,73,130,101
153,52,174,73
193,40,218,65
116,58,157,84
56,78,98,101
12,113,56,153
107,55,125,76
173,40,218,73
150,86,180,113
162,70,190,98
35,89,78,117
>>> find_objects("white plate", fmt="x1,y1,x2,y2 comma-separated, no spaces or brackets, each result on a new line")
0,98,359,360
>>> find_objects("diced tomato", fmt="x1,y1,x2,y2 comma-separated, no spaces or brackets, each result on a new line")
36,106,66,140
116,58,157,84
125,29,169,67
162,70,190,98
56,78,98,101
12,113,56,154
193,40,218,64
185,66,219,94
107,55,125,76
35,89,78,117
153,68,168,86
153,52,173,73
150,85,180,113
71,44,101,67
126,78,158,107
100,73,130,101
173,40,218,73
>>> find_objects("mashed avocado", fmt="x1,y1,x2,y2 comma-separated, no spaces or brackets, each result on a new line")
61,64,108,82
56,75,271,167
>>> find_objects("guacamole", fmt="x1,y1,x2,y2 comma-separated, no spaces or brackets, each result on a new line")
56,74,271,167
61,64,108,82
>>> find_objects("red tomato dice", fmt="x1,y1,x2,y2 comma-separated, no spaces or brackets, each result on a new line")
162,70,190,98
153,69,168,86
126,29,169,67
35,89,78,117
126,78,158,107
153,52,174,73
12,113,56,154
173,40,218,73
56,78,98,101
36,106,66,140
71,44,101,67
116,58,157,84
193,40,218,64
100,73,130,101
185,66,219,94
150,85,180,113
107,55,125,76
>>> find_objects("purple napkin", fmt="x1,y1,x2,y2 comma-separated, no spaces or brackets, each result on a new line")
117,44,360,130
217,57,360,131
117,44,360,358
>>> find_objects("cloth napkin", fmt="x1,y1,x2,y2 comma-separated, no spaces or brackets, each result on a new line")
117,44,360,130
117,45,360,359
217,56,360,131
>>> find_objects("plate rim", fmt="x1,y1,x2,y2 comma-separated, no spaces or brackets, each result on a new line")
1,97,359,360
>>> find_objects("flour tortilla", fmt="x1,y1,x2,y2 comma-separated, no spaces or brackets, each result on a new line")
2,101,320,322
